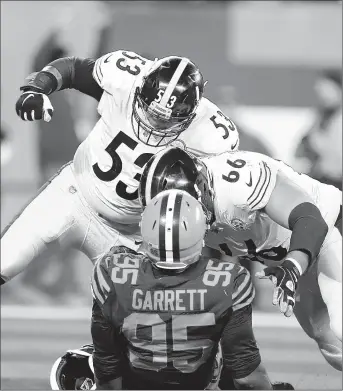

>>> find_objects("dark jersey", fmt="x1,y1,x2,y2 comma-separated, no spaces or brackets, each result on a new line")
91,246,254,389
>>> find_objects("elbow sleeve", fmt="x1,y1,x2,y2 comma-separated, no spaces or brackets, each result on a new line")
288,202,328,263
20,57,103,101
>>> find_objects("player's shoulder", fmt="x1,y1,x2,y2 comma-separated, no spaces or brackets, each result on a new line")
91,245,142,305
208,150,278,211
93,49,153,95
181,98,239,156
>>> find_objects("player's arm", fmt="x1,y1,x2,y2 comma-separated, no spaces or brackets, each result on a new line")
263,169,328,275
244,156,328,316
220,266,273,390
15,55,105,122
21,56,103,100
91,256,124,390
241,156,327,276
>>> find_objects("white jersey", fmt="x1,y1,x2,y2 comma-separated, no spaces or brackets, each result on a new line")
204,151,342,265
72,50,239,228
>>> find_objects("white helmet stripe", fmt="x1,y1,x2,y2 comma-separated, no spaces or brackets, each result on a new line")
160,58,189,107
144,151,166,205
165,190,178,263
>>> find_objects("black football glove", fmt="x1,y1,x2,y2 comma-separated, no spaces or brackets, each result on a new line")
256,259,300,317
15,91,53,122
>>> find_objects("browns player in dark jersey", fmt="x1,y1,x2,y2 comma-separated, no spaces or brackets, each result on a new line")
89,189,293,390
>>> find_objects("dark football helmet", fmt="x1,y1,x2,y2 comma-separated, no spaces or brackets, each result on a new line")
50,344,94,390
138,147,215,224
132,56,205,147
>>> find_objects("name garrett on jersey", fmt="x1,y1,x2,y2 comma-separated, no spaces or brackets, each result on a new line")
132,288,207,311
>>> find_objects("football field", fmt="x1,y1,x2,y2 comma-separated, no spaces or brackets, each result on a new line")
1,307,341,390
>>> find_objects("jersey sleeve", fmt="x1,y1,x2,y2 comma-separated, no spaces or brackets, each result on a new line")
91,250,116,307
184,99,240,156
232,265,255,311
91,245,141,306
226,151,279,212
92,50,150,96
204,99,240,152
91,300,124,383
220,305,261,382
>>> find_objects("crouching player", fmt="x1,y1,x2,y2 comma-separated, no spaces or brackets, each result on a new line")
49,189,294,390
85,189,292,390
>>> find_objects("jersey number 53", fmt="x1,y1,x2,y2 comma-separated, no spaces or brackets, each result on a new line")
92,131,153,201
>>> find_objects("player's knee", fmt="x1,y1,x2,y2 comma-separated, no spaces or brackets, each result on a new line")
329,312,342,342
318,274,342,341
326,295,342,342
318,229,342,282
318,343,342,372
310,323,342,371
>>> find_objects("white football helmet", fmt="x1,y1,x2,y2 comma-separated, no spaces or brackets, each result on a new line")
140,189,208,270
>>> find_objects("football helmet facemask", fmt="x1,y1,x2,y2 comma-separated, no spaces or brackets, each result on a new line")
139,147,215,225
132,56,205,147
141,189,208,270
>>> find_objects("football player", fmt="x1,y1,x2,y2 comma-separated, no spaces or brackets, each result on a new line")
139,147,342,371
88,189,291,390
1,51,239,286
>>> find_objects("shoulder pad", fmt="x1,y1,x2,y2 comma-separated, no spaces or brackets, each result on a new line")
91,246,138,305
183,98,240,156
209,150,278,212
93,50,152,95
202,99,239,151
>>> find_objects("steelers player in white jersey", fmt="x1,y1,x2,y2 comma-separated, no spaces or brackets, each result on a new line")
1,51,239,286
139,147,342,371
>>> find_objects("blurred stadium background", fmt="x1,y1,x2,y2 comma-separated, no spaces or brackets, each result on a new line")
1,1,342,390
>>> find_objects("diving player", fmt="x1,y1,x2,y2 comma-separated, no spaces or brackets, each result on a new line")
139,146,342,371
2,51,239,286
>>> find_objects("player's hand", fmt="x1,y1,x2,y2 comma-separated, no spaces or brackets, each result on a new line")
255,259,300,317
15,91,53,122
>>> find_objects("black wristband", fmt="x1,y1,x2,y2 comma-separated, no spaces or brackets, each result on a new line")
20,71,58,95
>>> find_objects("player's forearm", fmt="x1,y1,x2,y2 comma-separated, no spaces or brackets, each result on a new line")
283,250,309,277
20,57,103,101
233,362,273,390
265,172,328,274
